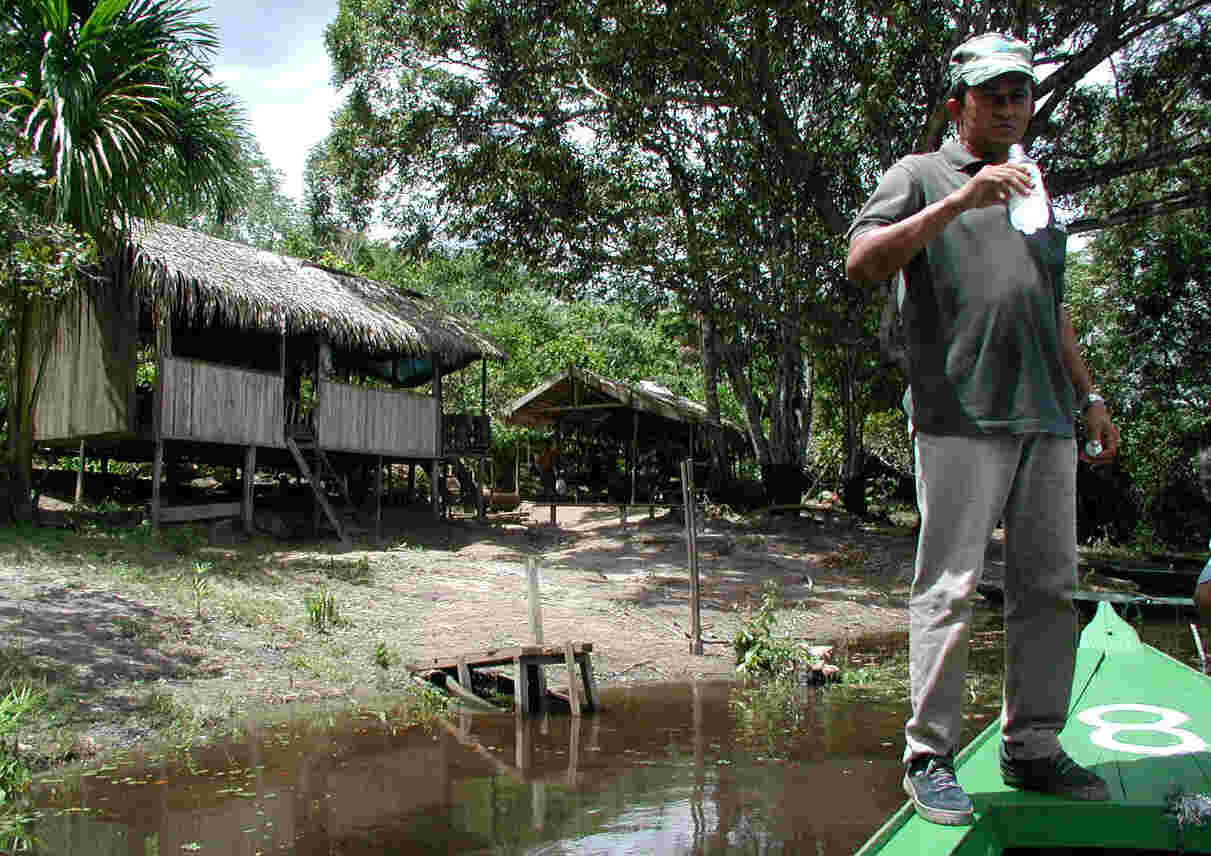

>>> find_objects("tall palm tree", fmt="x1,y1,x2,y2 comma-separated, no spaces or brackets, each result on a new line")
0,0,252,518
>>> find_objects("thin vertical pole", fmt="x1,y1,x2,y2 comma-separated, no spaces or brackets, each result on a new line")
243,445,256,532
432,353,443,518
681,459,702,655
629,411,639,506
527,556,544,644
375,455,383,544
74,440,85,506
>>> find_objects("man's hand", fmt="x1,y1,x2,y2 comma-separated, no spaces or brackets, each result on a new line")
1081,403,1120,465
955,163,1034,211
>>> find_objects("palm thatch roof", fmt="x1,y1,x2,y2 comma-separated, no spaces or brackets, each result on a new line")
126,222,507,369
504,365,748,451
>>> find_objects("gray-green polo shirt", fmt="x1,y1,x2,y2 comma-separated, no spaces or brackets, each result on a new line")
849,141,1074,437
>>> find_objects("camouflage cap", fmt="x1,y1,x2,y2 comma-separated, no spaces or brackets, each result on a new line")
949,33,1038,90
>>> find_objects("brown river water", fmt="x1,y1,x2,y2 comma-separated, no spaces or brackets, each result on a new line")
22,606,1204,855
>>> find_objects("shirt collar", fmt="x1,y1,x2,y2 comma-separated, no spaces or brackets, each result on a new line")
940,140,987,174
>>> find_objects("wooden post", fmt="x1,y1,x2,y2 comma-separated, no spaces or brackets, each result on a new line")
681,459,703,655
243,445,256,532
74,440,85,506
151,298,170,530
430,459,440,518
515,658,531,718
477,457,486,521
526,557,544,644
432,352,443,519
151,439,164,530
567,710,580,785
564,642,581,717
316,339,331,439
526,556,547,708
408,462,415,504
629,410,639,506
375,455,383,544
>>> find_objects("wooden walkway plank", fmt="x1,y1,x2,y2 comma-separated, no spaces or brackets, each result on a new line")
412,642,599,717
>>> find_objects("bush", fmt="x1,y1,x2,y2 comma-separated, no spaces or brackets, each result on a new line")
732,581,800,678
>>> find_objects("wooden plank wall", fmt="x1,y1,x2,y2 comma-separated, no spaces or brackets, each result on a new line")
319,382,437,457
34,286,138,442
160,357,284,447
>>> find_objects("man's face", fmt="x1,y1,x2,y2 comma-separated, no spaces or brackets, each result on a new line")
954,74,1034,158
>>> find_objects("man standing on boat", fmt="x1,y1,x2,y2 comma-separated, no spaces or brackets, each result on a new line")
846,33,1120,826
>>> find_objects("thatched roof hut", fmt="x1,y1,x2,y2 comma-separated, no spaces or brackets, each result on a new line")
128,222,506,376
504,365,749,457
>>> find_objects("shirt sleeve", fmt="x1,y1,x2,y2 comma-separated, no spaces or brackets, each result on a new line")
846,162,925,244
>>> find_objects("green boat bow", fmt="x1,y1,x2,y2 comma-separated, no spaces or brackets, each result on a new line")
857,602,1211,854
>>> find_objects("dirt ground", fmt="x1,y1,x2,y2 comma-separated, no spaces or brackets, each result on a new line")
0,499,918,767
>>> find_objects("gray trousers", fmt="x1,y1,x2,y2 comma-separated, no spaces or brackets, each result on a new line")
905,432,1078,763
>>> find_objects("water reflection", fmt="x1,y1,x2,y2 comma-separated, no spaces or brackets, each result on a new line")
25,604,1201,855
31,679,917,855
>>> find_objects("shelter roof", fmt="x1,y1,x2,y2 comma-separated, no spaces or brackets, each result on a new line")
126,222,507,369
504,365,746,444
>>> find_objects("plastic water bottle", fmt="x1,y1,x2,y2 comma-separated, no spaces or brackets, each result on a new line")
1007,144,1049,234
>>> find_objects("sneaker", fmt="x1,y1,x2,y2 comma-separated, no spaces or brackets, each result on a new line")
1000,745,1110,801
903,754,974,825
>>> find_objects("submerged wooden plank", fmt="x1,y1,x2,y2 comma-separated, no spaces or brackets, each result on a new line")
414,643,594,673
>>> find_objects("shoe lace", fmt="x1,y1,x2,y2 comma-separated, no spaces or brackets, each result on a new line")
924,757,960,789
1050,751,1078,775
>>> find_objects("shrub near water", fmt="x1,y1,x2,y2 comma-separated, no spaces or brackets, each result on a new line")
0,685,44,803
732,581,802,678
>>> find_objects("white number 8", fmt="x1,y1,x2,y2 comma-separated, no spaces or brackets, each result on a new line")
1077,704,1208,756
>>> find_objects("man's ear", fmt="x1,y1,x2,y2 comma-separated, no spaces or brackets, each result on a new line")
945,96,963,124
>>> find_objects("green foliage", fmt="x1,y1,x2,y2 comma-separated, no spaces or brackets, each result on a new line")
732,581,801,678
1067,147,1211,546
304,590,343,634
0,686,44,803
318,0,1210,518
189,561,211,619
373,642,399,671
0,0,252,241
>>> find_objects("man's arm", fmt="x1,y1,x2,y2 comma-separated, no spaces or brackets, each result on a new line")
1061,307,1119,462
846,161,1035,284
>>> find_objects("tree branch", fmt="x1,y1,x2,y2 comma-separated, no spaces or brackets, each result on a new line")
1066,185,1210,235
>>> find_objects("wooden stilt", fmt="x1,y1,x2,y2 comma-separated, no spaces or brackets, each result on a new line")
567,713,580,785
151,439,164,530
430,459,440,518
514,656,530,716
74,440,85,506
375,455,383,544
243,445,256,532
564,641,581,717
579,652,600,712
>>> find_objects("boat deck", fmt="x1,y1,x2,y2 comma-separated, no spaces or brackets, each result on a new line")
858,602,1211,854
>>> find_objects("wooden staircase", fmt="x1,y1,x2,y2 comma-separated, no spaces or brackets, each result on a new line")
285,430,354,548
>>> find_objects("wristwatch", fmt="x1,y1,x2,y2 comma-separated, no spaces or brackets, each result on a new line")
1081,392,1106,412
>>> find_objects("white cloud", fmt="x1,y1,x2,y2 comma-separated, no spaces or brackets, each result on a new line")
201,0,342,203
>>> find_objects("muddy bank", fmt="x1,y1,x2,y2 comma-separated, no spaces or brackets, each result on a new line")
0,501,917,767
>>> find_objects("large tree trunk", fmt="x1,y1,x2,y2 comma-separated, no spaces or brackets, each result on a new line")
699,312,727,493
6,293,44,522
718,311,810,507
838,340,867,517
